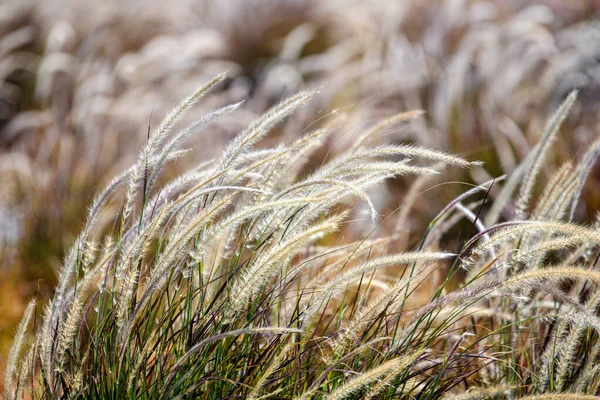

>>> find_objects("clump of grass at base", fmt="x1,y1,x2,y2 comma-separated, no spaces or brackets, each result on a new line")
6,75,600,399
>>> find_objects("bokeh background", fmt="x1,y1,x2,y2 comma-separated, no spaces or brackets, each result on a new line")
1,0,599,385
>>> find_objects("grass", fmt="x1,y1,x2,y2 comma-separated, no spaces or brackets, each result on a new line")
5,72,600,399
2,1,600,398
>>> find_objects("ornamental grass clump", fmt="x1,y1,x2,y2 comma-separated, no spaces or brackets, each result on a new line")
6,73,600,399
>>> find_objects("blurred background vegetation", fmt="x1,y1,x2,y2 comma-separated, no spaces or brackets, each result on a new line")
0,0,599,386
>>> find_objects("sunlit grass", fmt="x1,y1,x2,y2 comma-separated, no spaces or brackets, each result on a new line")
5,76,600,399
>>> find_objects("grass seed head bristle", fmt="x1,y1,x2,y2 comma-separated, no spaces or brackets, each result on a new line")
4,300,36,400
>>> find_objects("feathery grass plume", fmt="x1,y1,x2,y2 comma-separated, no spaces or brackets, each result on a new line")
233,127,329,186
69,350,89,396
549,289,600,391
247,341,296,400
298,337,395,400
393,275,588,353
276,164,443,246
330,253,452,358
363,355,431,400
364,349,447,400
133,194,236,311
226,212,346,319
577,350,600,394
54,297,83,371
441,386,514,400
493,267,600,292
151,73,229,154
323,350,425,400
116,203,171,279
212,90,316,179
554,322,592,392
463,220,600,270
115,268,139,342
302,251,455,320
351,110,425,150
120,73,226,233
316,145,476,182
569,136,600,221
510,235,585,266
330,284,406,358
13,343,34,400
385,145,481,168
363,371,405,400
514,90,578,220
540,177,578,223
4,299,35,400
532,161,575,220
38,302,56,393
187,196,325,263
275,178,378,221
146,100,244,197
